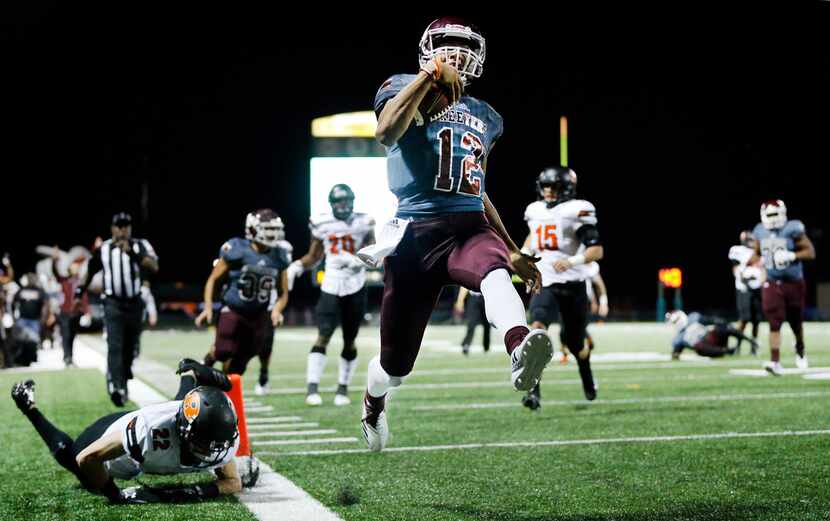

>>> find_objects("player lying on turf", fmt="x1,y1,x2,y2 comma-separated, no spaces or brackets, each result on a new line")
666,311,758,359
10,359,241,504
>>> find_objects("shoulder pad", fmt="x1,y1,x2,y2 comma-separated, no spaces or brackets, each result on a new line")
562,199,597,224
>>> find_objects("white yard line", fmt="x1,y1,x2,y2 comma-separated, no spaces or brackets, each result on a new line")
803,372,830,380
254,437,359,447
247,416,304,423
246,405,276,413
412,390,830,411
248,423,319,430
248,429,338,438
264,373,734,395
730,367,830,377
75,336,344,521
275,429,830,457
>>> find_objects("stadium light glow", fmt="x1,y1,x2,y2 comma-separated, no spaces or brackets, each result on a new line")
311,111,377,138
658,268,683,289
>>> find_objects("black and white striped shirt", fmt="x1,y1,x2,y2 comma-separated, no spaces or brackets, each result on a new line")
87,239,158,300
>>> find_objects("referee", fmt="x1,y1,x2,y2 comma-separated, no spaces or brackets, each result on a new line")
76,212,159,406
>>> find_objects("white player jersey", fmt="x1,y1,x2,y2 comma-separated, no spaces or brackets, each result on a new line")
103,401,238,479
524,199,598,286
309,212,375,296
728,244,763,291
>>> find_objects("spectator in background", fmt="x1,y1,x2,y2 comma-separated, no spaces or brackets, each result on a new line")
51,249,88,367
454,287,490,356
0,253,13,367
12,273,54,366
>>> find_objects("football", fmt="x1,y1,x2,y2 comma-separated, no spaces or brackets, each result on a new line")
415,83,453,126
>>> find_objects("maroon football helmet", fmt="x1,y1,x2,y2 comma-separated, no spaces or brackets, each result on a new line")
419,17,486,85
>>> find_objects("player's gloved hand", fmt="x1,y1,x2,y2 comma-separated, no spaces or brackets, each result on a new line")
420,55,464,104
509,251,542,294
773,249,796,268
286,260,304,291
115,486,163,504
342,253,367,274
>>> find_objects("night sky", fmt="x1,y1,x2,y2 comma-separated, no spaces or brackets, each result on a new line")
2,4,828,314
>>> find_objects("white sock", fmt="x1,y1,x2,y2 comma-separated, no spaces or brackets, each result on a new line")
366,355,404,397
480,268,527,332
306,352,327,386
338,356,359,387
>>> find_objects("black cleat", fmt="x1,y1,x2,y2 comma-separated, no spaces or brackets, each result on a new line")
521,383,541,411
583,386,597,401
177,358,232,391
11,380,36,412
110,388,126,407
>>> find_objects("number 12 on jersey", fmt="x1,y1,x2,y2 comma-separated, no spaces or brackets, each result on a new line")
433,128,485,197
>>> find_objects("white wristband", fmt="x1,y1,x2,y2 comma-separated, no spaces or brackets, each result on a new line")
568,254,586,266
599,295,608,306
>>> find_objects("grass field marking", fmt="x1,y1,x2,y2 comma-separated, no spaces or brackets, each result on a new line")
803,372,830,380
263,373,735,395
257,359,763,382
248,423,319,430
273,429,830,457
254,437,359,446
76,336,344,521
246,405,276,413
248,429,339,438
412,389,830,411
730,367,830,377
247,416,304,423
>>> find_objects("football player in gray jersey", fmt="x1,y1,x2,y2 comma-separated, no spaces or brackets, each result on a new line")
11,359,241,504
750,200,815,375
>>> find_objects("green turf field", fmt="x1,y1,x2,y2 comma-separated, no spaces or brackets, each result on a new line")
3,323,830,520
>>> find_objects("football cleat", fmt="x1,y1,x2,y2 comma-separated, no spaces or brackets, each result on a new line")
763,361,783,376
305,393,322,406
334,393,351,407
510,329,553,391
176,358,232,392
110,387,127,407
521,383,541,412
254,383,269,396
361,394,389,452
795,355,809,370
461,344,470,356
11,380,36,412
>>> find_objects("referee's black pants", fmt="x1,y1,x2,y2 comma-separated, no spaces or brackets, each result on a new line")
104,297,144,394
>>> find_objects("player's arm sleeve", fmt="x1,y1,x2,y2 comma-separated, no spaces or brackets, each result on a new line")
308,218,326,241
791,220,806,238
121,414,150,464
373,75,406,116
219,239,243,265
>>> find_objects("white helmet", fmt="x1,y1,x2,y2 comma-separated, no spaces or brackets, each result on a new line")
419,17,486,86
760,199,787,230
665,310,688,329
245,209,284,248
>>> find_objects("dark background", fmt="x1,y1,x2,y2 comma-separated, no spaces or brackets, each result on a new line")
2,4,828,314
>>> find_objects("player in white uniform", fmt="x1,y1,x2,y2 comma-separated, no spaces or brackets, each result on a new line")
11,359,241,503
521,167,604,409
728,230,765,351
287,184,376,406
